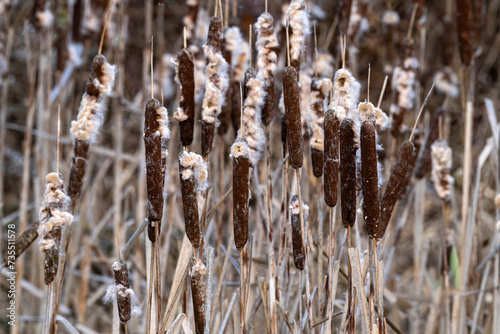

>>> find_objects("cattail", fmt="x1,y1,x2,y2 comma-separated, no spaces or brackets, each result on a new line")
390,39,418,137
324,108,340,207
283,66,303,169
309,77,331,177
331,68,361,122
32,0,54,30
225,27,248,134
431,139,454,200
243,67,256,103
289,195,309,270
456,0,473,66
242,78,266,165
3,221,40,266
231,138,251,251
373,106,389,132
382,10,400,26
399,130,422,199
255,12,279,126
379,141,415,238
69,54,116,200
112,259,132,323
415,108,445,179
144,98,169,242
190,258,207,334
179,151,208,249
183,0,200,47
172,48,195,147
360,115,380,238
286,0,311,74
201,16,229,157
38,173,73,285
340,118,358,228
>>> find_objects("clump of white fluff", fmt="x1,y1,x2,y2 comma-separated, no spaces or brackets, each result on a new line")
102,284,143,318
255,12,279,82
434,67,459,98
36,9,54,28
242,78,266,165
189,258,207,277
230,138,251,159
431,139,454,200
180,151,209,191
347,0,368,40
71,59,116,143
382,10,400,26
195,8,209,42
359,101,376,123
156,106,170,159
287,0,311,64
374,107,389,131
170,53,189,121
38,173,73,242
316,52,335,79
289,196,310,220
392,57,418,111
331,68,361,122
202,40,229,124
225,27,248,82
309,78,332,151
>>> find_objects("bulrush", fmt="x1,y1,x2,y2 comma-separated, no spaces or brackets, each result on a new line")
179,151,208,249
431,139,454,200
38,173,73,285
283,66,303,169
289,195,308,270
231,138,251,251
201,16,229,157
69,54,116,200
309,77,331,177
172,47,195,147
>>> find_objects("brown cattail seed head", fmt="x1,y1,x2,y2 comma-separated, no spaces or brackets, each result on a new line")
379,141,415,238
289,195,308,270
340,118,358,228
283,66,303,169
456,0,473,65
173,48,195,147
144,98,164,242
324,109,340,207
112,259,132,323
360,121,380,237
431,139,454,200
231,138,251,251
190,258,207,334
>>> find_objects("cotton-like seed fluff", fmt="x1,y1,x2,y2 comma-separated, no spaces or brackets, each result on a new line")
242,78,266,165
431,139,454,200
286,0,311,73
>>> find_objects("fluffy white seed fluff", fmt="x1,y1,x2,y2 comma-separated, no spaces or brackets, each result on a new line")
382,10,400,26
180,151,209,191
331,68,361,122
374,107,389,130
71,59,116,143
195,9,209,42
156,106,170,160
287,0,311,64
309,78,332,151
103,284,142,318
392,58,418,110
38,173,73,238
225,27,248,82
255,13,279,82
189,258,207,277
359,101,376,122
431,139,454,200
183,0,199,42
242,78,266,165
202,41,229,124
230,139,251,159
347,0,367,39
289,196,310,221
434,67,459,98
316,52,335,79
36,9,54,28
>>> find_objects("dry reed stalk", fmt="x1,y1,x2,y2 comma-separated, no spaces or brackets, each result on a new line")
309,78,331,178
255,12,278,126
190,258,207,334
290,195,306,270
68,54,116,202
179,151,208,249
173,47,195,148
231,138,250,250
201,16,229,157
324,108,340,207
414,108,445,179
283,66,303,169
456,0,473,66
340,118,357,229
379,141,415,238
183,0,200,47
286,0,310,74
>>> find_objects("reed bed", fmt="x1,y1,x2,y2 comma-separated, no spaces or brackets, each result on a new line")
2,1,500,333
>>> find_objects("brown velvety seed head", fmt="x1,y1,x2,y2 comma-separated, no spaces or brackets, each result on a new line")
283,66,303,169
179,159,201,249
340,118,357,228
324,109,340,207
177,48,195,147
290,195,305,270
232,138,250,251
